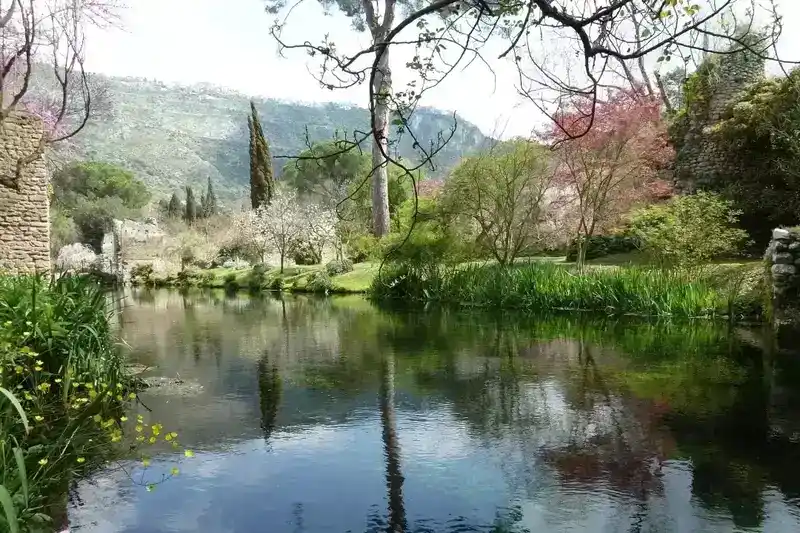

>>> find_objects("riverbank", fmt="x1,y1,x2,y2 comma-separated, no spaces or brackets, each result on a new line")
130,262,378,294
128,254,765,320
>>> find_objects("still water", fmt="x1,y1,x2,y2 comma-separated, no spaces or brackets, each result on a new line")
70,290,800,533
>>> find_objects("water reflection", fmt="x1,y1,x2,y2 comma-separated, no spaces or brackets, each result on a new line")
71,289,800,533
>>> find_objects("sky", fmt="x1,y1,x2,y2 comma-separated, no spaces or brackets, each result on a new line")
83,0,800,138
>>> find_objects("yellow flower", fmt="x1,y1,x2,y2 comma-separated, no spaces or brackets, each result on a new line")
148,436,156,444
33,415,44,422
151,423,162,436
38,458,48,466
170,467,180,476
142,458,151,467
136,435,145,442
120,416,128,422
76,457,86,464
135,425,143,433
54,378,62,383
184,449,195,458
14,366,23,374
33,366,43,371
128,392,137,399
35,360,43,365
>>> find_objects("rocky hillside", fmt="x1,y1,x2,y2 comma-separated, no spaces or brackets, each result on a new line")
72,75,490,203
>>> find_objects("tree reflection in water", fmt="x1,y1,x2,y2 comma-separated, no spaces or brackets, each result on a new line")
127,291,800,532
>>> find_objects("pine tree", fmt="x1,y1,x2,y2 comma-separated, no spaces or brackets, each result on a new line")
185,186,197,224
167,192,182,218
204,177,218,217
248,100,274,209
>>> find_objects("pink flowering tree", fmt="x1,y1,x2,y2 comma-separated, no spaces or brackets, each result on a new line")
0,0,116,189
547,89,675,266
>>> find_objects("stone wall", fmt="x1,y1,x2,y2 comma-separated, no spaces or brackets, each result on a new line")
765,228,800,334
0,113,50,274
673,46,765,192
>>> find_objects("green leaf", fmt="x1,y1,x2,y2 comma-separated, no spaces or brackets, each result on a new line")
0,485,20,533
12,448,27,507
641,28,651,38
0,387,29,434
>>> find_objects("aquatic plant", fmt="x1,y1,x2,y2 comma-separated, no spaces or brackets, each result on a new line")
371,261,752,318
0,275,192,532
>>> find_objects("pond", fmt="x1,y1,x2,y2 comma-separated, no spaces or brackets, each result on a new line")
69,290,800,533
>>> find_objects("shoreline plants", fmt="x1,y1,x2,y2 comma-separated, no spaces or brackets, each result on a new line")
0,275,191,533
370,261,761,320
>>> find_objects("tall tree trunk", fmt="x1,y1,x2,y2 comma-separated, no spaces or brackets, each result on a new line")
380,354,406,532
371,41,391,237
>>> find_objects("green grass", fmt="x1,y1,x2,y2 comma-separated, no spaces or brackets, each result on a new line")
370,261,763,319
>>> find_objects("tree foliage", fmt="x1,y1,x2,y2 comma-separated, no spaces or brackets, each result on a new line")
202,177,219,218
248,101,275,209
549,90,674,265
184,186,198,224
712,67,800,240
235,189,337,272
51,161,151,253
441,139,554,265
628,192,748,267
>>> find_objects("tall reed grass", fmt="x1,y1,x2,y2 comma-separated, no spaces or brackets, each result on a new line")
0,275,190,532
371,261,757,318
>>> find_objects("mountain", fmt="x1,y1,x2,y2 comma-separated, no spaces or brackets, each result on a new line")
71,74,490,203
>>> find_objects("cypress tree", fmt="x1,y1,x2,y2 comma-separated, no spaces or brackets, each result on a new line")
248,101,274,209
185,186,197,224
167,192,182,218
204,177,218,217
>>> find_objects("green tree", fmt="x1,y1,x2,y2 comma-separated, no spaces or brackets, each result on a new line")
248,101,275,209
203,177,218,217
51,162,151,253
52,162,151,210
167,192,182,218
282,140,371,208
184,186,198,224
441,140,554,265
628,192,749,267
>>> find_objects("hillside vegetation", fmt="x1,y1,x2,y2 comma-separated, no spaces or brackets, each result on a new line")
71,74,490,203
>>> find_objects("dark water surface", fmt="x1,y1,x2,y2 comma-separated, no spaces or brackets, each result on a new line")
70,290,800,533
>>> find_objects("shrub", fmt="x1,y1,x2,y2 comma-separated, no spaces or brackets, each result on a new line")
130,264,155,286
346,234,380,263
252,263,272,276
565,234,639,262
217,240,262,265
307,271,334,293
628,191,749,267
223,272,238,288
291,241,321,265
246,267,269,291
270,277,285,291
326,258,354,276
176,267,201,286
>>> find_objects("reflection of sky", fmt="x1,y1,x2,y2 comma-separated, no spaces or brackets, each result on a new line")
74,293,800,533
71,413,515,533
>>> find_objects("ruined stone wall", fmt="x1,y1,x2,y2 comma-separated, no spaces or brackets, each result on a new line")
765,228,800,336
0,113,50,274
673,48,765,192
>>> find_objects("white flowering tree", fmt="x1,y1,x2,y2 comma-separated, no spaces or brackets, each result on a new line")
298,203,338,265
235,189,337,272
